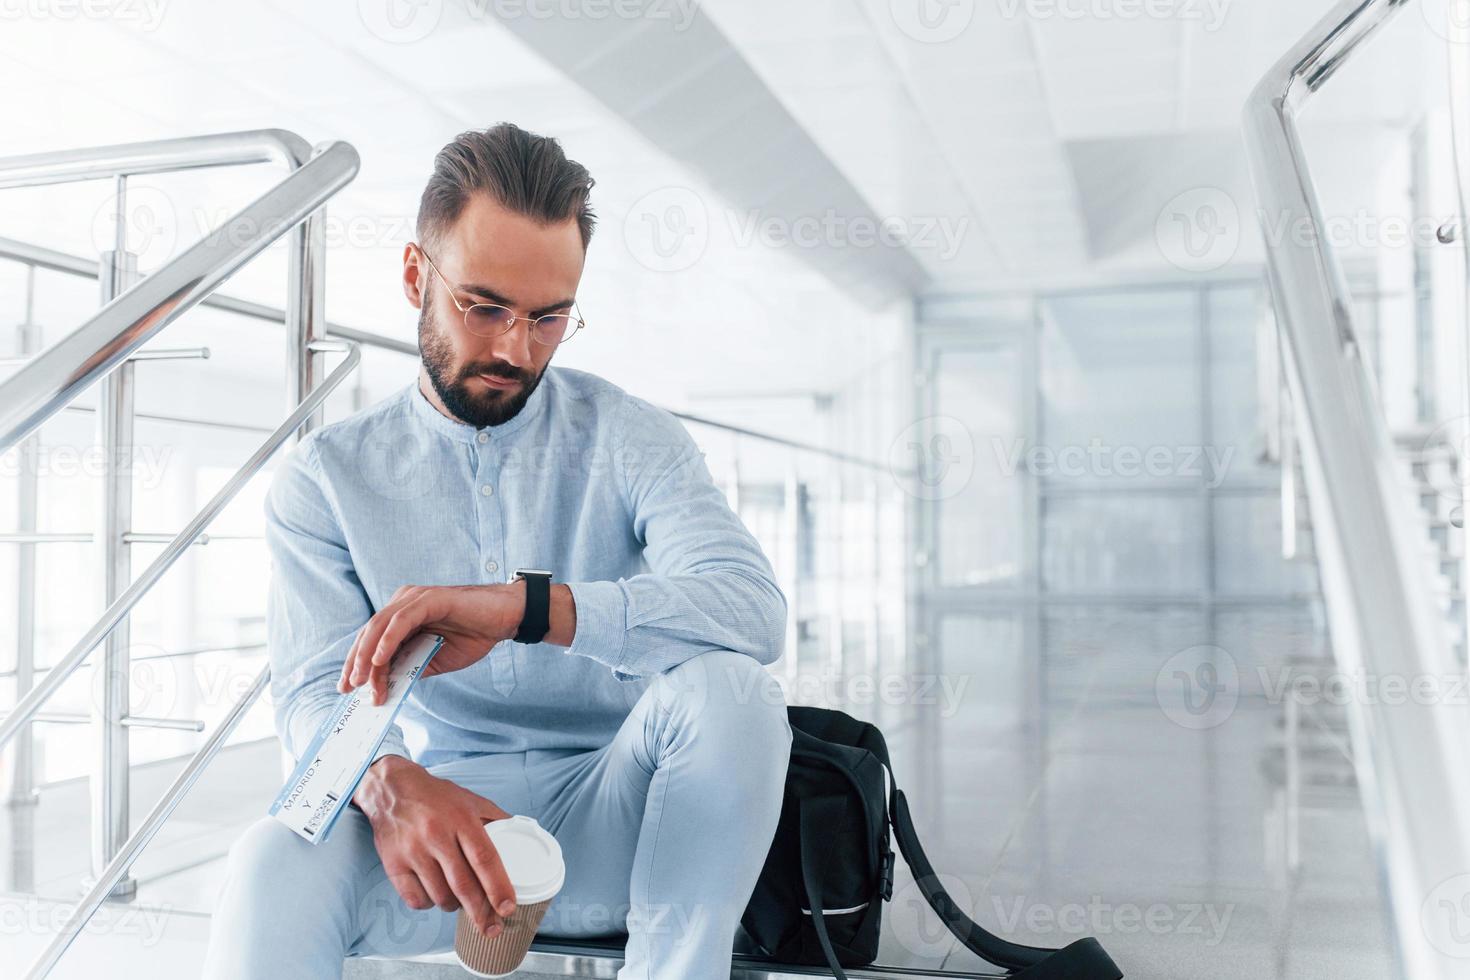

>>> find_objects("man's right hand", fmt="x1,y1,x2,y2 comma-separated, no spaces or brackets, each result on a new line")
353,755,517,936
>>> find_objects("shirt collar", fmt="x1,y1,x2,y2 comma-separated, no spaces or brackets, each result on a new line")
406,370,551,443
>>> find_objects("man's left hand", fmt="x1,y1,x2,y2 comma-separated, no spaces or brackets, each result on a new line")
338,583,525,705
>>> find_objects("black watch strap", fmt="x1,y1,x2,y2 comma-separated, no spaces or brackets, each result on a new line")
512,569,552,644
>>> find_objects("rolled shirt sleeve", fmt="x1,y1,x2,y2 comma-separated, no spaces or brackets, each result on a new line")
563,397,787,680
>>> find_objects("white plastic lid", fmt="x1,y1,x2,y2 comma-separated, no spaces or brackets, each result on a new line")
485,815,565,905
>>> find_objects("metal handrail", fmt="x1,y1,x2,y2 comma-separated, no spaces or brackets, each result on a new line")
12,344,360,980
0,339,359,755
0,128,311,188
21,667,271,980
1242,1,1470,976
0,131,357,957
0,140,359,453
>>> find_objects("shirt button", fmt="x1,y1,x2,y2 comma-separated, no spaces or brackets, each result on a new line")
485,560,499,574
477,432,488,444
480,484,494,497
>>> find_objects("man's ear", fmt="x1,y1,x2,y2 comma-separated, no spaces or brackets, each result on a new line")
403,243,426,310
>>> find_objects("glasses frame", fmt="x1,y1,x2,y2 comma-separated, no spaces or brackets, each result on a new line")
411,242,585,346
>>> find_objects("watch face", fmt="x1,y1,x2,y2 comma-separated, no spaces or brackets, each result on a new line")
513,569,553,579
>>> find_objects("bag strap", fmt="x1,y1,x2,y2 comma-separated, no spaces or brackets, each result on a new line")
798,796,849,980
890,788,1122,980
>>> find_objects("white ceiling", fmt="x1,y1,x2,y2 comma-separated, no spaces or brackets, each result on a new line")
0,0,1451,403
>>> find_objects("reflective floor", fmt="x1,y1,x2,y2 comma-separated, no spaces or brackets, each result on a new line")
1,602,1392,979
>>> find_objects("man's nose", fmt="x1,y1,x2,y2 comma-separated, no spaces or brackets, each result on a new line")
489,320,535,368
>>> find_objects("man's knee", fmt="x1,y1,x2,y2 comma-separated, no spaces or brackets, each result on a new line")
221,816,364,912
651,651,791,764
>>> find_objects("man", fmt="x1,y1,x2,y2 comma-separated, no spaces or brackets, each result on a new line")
204,123,792,980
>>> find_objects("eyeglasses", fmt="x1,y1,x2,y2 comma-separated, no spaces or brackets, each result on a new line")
412,243,585,346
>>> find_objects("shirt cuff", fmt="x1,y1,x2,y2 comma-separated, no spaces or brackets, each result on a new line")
369,725,411,767
565,579,630,675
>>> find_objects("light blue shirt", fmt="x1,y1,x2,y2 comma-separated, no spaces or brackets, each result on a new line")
264,366,786,768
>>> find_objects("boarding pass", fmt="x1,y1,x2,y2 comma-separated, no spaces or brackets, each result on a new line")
270,633,444,844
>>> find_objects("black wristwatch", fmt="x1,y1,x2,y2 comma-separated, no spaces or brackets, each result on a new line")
510,568,552,644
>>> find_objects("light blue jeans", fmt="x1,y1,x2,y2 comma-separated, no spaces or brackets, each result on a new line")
203,651,792,980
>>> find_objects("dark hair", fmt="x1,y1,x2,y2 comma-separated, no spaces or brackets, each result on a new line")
416,123,596,250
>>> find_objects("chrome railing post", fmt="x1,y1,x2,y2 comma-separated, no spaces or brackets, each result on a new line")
286,175,328,432
90,179,141,899
3,272,41,895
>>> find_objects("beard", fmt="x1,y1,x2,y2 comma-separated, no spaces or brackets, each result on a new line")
418,301,545,428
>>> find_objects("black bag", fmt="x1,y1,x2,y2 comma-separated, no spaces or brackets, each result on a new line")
741,706,1123,980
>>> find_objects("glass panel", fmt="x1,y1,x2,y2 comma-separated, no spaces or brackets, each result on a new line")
933,343,1024,587
1214,492,1318,596
1208,284,1276,490
1042,493,1206,595
1040,290,1201,488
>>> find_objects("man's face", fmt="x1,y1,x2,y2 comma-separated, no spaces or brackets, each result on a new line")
405,193,585,427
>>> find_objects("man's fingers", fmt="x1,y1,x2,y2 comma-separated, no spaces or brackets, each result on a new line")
350,614,391,690
382,869,432,916
441,845,495,934
461,827,517,920
414,858,458,913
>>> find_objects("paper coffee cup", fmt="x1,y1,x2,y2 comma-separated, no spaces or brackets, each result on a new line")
454,814,565,978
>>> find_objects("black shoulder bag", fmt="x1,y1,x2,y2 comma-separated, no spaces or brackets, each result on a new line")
741,706,1123,979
